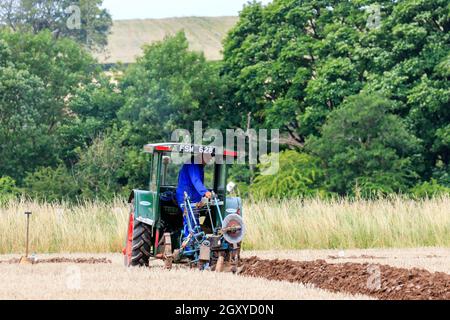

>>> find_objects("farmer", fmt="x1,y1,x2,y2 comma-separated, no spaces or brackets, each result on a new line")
176,153,212,246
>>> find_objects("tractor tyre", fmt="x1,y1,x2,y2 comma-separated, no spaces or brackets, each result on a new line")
131,221,152,267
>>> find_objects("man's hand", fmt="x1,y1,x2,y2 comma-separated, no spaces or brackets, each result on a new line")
204,191,212,199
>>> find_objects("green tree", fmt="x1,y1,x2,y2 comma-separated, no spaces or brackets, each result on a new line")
58,73,125,165
2,31,97,119
119,32,225,146
0,0,112,49
0,62,57,181
0,31,99,181
361,0,450,182
224,0,449,194
222,0,395,142
307,93,421,196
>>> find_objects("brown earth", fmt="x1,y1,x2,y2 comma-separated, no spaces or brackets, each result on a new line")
239,257,450,300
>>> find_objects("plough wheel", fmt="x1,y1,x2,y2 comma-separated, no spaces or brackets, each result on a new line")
163,233,173,269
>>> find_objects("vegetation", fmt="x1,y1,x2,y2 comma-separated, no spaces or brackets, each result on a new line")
221,0,449,198
244,196,450,250
0,196,449,253
0,31,98,182
0,0,112,49
0,0,449,201
250,151,328,200
306,93,421,197
0,176,19,204
0,199,127,253
119,32,225,144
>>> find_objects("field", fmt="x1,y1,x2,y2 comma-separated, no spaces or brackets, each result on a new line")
0,248,449,300
95,16,238,63
0,197,449,300
0,252,372,300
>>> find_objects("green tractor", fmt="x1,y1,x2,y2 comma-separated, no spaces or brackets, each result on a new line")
123,143,245,272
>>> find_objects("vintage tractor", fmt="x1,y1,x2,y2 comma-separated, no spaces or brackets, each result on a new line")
123,143,245,272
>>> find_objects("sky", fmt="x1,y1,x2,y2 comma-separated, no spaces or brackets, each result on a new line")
102,0,273,20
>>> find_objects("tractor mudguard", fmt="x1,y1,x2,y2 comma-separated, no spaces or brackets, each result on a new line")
225,197,243,217
129,189,157,226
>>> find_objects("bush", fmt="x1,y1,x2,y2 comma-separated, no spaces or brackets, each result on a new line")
75,133,127,200
354,171,414,199
410,180,450,199
250,151,329,200
0,176,19,203
24,166,79,202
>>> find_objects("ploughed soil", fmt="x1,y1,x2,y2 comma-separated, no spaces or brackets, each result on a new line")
239,257,450,300
0,257,111,264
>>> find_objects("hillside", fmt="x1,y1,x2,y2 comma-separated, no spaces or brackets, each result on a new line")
95,16,239,63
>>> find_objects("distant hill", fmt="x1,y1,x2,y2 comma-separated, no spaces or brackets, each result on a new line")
95,16,239,64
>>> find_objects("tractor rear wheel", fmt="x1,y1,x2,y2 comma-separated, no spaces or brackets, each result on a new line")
131,221,153,267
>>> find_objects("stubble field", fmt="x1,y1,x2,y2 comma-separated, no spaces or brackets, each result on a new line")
1,248,449,300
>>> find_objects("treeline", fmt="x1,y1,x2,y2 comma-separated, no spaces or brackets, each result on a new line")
0,0,449,202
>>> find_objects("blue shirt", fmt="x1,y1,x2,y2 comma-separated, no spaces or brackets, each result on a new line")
176,163,208,207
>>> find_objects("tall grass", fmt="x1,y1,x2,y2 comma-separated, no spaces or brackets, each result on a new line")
0,198,129,254
0,196,449,253
244,196,450,250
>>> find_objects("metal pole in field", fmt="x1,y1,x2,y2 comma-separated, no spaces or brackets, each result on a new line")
19,212,33,265
25,212,32,257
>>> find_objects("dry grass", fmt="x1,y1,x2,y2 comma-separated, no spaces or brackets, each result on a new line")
0,196,449,254
244,196,450,250
0,199,129,254
95,16,238,63
0,253,372,300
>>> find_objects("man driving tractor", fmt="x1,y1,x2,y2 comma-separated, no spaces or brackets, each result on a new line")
124,142,245,270
176,153,213,245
